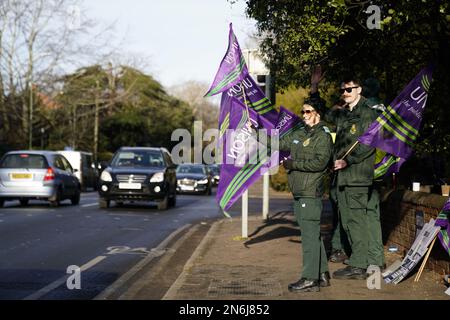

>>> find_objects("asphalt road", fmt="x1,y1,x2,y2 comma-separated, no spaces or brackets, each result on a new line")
0,189,225,300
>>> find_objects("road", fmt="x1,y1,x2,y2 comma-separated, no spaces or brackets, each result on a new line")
0,190,224,300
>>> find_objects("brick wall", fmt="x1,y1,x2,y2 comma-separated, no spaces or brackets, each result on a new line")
380,189,450,276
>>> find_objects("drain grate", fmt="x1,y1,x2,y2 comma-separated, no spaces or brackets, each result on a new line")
208,279,282,297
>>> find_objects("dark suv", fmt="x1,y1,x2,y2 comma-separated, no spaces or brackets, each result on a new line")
98,147,177,210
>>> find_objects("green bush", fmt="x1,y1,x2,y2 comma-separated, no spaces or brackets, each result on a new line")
270,166,289,191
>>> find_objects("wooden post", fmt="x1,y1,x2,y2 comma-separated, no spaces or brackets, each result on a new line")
414,236,437,282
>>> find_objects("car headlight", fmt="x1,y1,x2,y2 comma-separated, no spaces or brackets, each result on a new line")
150,172,164,183
197,179,208,184
100,171,112,182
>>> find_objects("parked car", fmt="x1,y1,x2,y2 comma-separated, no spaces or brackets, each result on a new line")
207,164,221,186
0,150,81,207
57,150,98,191
176,163,212,195
98,147,177,210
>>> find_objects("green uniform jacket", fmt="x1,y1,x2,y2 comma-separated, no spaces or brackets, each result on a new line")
279,121,333,198
325,96,379,186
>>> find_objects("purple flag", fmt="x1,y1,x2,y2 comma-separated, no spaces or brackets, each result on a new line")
435,198,450,257
359,66,433,159
275,106,303,161
217,97,278,212
373,154,406,179
204,23,249,98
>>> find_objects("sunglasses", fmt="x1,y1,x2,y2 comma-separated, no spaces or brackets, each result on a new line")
339,86,359,94
301,109,315,115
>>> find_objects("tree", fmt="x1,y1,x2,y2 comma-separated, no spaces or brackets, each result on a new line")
0,0,117,149
169,80,219,131
49,64,194,157
245,0,450,178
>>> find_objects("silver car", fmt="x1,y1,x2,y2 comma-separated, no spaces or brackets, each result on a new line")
0,151,81,207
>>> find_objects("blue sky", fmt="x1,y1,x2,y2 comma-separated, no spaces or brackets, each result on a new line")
85,0,257,89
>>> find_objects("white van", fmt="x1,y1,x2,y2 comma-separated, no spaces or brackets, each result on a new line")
57,151,98,191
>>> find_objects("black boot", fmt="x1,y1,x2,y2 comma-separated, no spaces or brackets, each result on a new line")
329,249,348,263
288,278,320,292
333,266,367,280
319,272,331,287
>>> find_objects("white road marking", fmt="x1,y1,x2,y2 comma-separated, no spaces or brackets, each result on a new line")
81,203,97,208
23,255,107,300
95,223,193,300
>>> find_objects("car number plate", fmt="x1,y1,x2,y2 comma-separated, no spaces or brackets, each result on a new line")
181,185,194,191
11,173,32,180
119,183,141,190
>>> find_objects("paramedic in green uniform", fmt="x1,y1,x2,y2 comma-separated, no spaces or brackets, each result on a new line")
279,97,333,292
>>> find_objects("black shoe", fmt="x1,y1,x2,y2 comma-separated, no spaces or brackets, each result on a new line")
319,272,331,287
329,249,348,263
288,278,320,292
333,266,367,280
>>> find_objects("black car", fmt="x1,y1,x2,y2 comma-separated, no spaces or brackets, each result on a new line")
98,147,177,210
176,164,212,195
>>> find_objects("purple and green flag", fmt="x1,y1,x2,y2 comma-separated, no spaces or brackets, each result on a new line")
217,96,278,213
435,198,450,257
276,106,303,161
204,23,249,98
359,66,433,176
206,23,279,129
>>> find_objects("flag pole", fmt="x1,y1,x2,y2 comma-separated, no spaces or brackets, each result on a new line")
340,141,359,160
240,82,250,239
414,236,437,282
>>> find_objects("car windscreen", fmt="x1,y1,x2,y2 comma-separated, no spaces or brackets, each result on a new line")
208,166,220,174
110,151,165,168
0,154,49,169
176,166,205,175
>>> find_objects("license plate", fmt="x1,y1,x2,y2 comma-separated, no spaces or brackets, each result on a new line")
181,185,194,191
119,183,141,190
11,173,32,180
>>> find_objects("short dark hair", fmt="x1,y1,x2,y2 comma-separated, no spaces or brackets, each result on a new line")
341,76,361,87
303,96,326,117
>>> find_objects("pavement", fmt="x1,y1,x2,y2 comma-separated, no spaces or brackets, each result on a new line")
108,182,450,300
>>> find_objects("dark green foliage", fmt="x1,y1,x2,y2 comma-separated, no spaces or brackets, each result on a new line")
245,0,450,179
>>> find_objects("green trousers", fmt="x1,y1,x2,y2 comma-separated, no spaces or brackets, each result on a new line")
294,197,329,280
330,185,351,255
367,187,385,267
336,186,370,269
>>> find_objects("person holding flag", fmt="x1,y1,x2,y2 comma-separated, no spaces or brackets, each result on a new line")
278,97,333,292
361,77,387,270
312,70,379,280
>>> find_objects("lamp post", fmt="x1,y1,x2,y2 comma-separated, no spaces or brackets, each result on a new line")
29,83,33,149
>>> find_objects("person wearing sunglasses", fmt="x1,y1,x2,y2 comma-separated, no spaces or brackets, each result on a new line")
278,97,333,292
311,67,379,280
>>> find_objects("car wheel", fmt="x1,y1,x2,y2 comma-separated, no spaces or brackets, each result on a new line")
99,198,110,209
49,188,61,207
157,195,168,210
71,190,80,205
20,199,29,206
0,200,4,208
169,192,176,207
